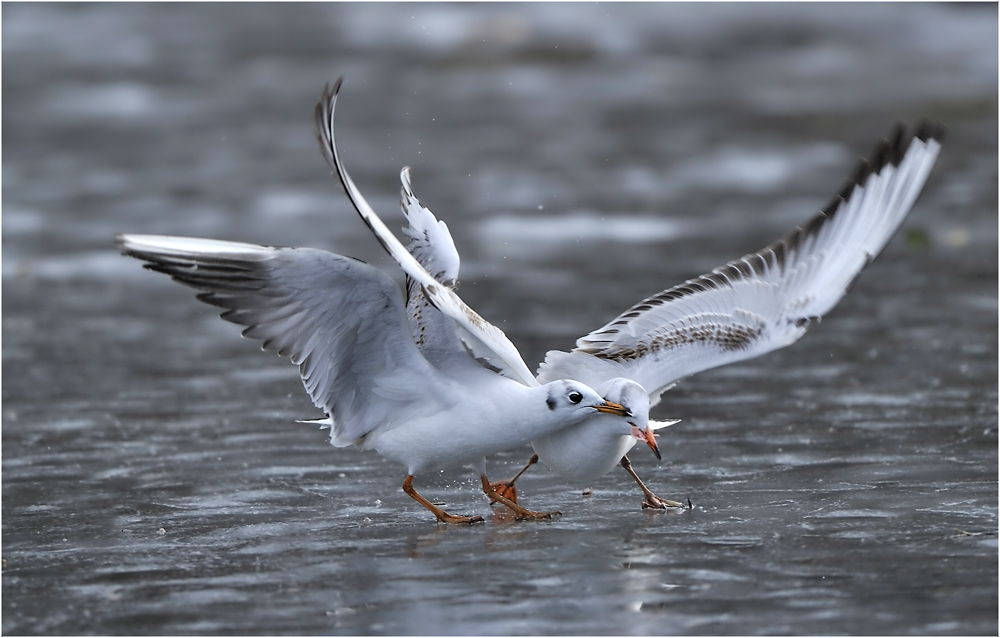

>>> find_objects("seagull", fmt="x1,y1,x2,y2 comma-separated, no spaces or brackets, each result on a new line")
114,113,639,527
115,234,635,523
526,120,943,505
398,165,680,508
313,79,670,514
320,77,943,510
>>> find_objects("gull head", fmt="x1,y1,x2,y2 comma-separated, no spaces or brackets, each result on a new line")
599,378,662,460
543,380,631,421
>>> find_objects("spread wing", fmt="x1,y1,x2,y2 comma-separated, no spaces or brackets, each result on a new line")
537,122,944,402
115,234,445,446
400,166,460,288
315,78,539,388
398,166,470,366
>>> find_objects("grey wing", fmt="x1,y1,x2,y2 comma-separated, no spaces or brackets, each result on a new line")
538,122,944,402
116,234,443,446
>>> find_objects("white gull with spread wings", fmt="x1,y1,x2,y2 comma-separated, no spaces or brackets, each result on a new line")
315,80,670,509
319,76,943,510
114,87,640,526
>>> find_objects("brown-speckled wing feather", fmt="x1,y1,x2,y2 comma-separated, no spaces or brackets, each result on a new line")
537,122,944,402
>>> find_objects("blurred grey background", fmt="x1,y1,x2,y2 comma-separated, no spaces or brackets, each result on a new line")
3,3,996,635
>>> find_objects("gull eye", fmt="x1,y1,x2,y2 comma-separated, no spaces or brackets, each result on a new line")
568,391,583,404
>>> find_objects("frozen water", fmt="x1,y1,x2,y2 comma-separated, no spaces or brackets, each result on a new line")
3,3,996,635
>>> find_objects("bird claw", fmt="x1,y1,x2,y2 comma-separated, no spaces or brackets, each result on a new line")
641,495,686,510
437,513,485,525
515,509,561,521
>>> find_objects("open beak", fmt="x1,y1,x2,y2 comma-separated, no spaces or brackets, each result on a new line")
592,400,631,418
631,423,661,460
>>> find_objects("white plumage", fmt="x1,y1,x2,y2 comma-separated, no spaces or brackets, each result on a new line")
333,74,943,510
120,75,944,521
537,124,942,406
114,80,647,524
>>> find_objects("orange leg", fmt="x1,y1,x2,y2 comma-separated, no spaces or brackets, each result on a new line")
402,475,484,524
620,456,687,509
481,474,560,521
489,454,539,504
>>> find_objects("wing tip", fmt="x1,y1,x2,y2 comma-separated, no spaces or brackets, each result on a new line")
315,75,346,171
819,119,944,219
400,166,413,193
914,118,947,145
319,75,344,109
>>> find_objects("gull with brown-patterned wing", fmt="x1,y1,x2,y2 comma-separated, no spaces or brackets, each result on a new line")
523,119,943,506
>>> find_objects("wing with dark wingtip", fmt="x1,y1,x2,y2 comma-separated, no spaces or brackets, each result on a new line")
537,122,944,402
115,233,445,446
315,79,539,388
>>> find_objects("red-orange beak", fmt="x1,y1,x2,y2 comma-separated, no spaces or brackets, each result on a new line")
631,424,661,460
